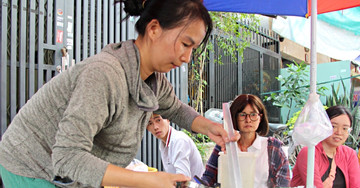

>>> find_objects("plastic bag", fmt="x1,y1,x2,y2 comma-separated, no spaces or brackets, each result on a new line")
125,158,149,172
204,108,223,124
222,103,243,188
292,93,333,147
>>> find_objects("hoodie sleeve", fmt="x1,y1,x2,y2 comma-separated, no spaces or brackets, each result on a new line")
52,62,122,187
155,73,199,132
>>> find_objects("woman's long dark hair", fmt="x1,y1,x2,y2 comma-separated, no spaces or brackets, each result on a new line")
115,0,212,54
230,94,269,136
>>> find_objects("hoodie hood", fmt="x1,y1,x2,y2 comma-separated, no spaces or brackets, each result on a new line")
101,40,159,111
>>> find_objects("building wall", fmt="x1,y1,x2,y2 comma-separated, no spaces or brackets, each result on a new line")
280,38,334,65
279,60,351,123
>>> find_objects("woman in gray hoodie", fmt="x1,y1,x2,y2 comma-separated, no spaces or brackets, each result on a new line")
0,0,239,187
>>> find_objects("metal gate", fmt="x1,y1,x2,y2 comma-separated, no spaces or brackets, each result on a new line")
1,0,281,175
1,0,190,171
202,27,282,123
0,0,77,134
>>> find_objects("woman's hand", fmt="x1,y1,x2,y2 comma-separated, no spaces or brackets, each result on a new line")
102,164,190,188
207,121,240,152
191,116,240,152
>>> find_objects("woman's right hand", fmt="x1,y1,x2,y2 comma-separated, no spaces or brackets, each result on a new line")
102,164,190,188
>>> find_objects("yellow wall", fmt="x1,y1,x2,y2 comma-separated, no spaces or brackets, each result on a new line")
279,38,335,65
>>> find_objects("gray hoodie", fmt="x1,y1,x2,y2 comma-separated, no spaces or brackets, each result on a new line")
0,40,199,187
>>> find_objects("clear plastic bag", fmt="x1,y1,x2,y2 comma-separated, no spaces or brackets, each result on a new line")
125,158,149,172
292,93,333,147
222,103,242,188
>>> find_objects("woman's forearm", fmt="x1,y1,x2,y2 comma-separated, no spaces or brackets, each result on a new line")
101,164,140,187
101,164,190,188
191,116,214,135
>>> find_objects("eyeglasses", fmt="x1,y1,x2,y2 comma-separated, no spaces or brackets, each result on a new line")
237,112,260,121
332,125,352,134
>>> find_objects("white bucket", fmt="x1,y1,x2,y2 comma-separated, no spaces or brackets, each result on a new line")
218,152,257,188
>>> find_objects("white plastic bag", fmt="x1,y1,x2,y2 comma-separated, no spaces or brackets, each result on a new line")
125,158,149,172
222,103,243,188
292,93,333,147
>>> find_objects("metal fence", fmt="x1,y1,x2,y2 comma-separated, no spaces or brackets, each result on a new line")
189,26,281,123
1,0,281,173
0,0,179,171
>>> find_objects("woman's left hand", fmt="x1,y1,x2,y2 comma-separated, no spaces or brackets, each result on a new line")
191,116,240,152
207,122,240,152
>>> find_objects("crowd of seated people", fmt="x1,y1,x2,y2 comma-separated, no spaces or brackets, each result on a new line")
198,100,360,188
148,102,360,188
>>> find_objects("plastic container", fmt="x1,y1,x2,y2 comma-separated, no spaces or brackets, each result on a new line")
218,152,257,188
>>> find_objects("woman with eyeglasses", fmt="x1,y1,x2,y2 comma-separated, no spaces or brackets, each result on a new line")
201,94,290,187
291,105,360,188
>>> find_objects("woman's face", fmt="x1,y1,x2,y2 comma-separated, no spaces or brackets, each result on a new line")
237,104,261,134
323,114,351,148
149,19,206,73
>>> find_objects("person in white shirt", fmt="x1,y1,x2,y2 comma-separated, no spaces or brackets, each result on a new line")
146,113,204,180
